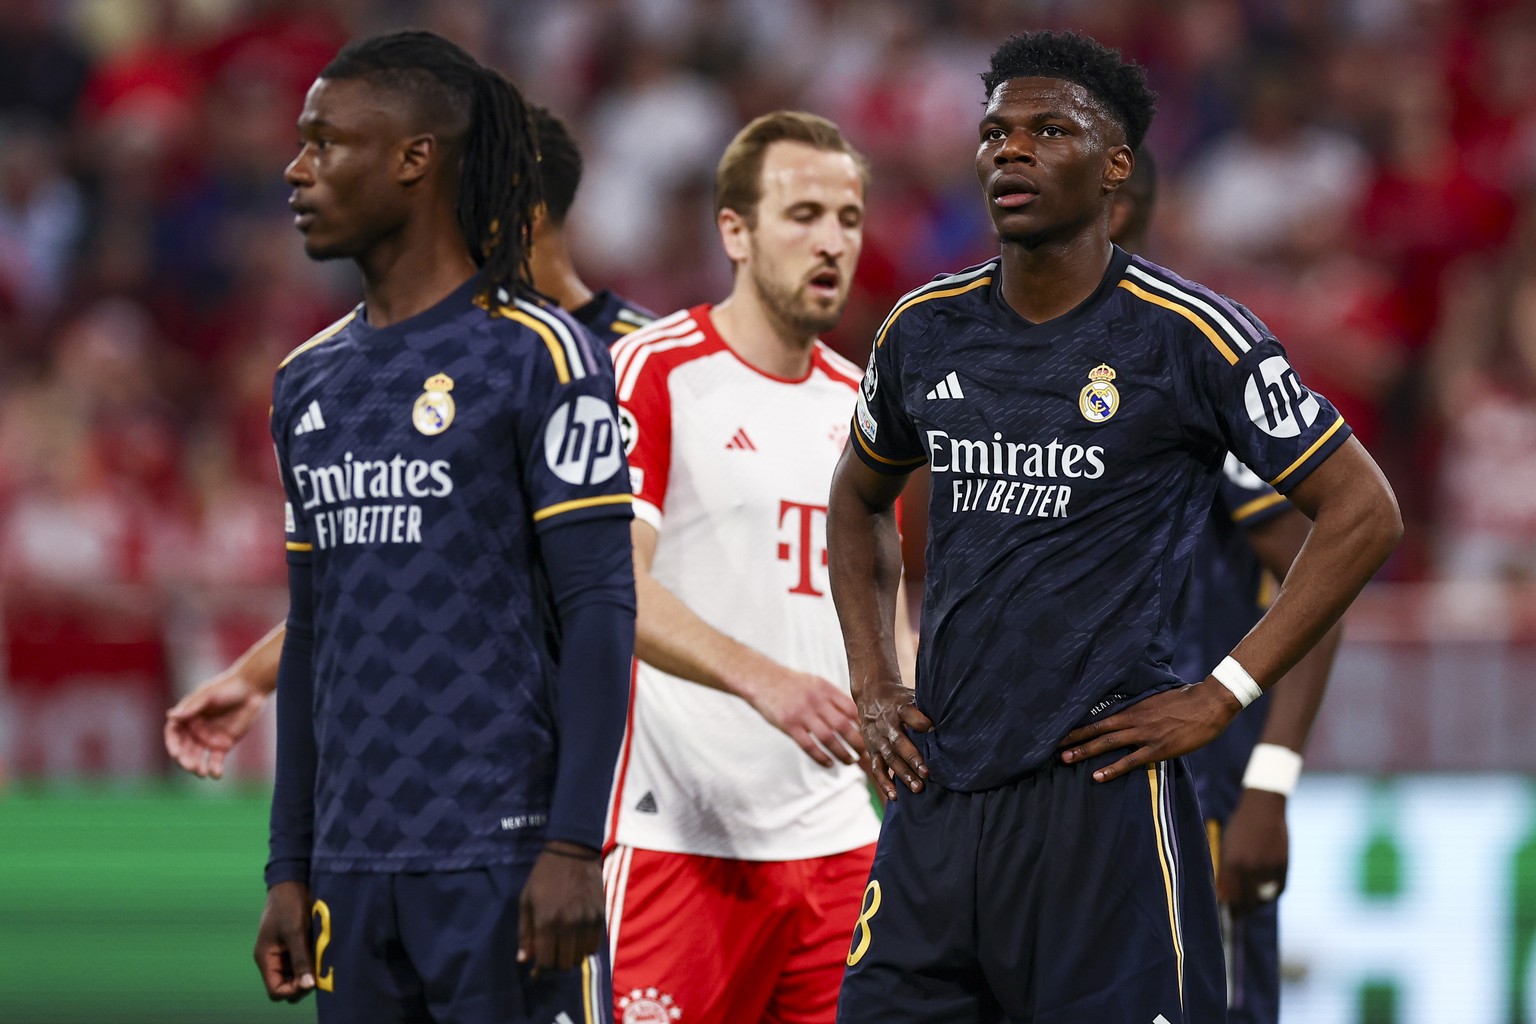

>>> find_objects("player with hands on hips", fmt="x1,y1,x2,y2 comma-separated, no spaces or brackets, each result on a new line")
829,30,1398,1022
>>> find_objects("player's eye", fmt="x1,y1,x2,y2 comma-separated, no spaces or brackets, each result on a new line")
1039,125,1067,137
983,127,1007,142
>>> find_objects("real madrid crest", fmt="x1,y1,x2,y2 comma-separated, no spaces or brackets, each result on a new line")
413,372,456,436
1078,363,1119,423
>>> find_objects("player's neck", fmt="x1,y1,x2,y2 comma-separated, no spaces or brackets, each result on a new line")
711,289,816,380
356,222,479,329
528,235,594,313
996,229,1114,325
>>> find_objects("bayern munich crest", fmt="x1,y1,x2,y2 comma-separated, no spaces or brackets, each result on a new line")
619,987,682,1023
413,372,456,436
1078,363,1119,423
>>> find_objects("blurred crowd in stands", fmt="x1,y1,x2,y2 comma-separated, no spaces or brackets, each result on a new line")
3,0,1536,624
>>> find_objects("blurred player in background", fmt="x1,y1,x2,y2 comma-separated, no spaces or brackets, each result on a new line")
164,105,650,780
258,31,633,1021
602,111,881,1024
1117,149,1344,1024
830,30,1399,1022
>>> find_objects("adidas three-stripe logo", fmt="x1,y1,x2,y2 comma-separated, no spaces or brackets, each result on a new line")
925,371,965,401
293,400,326,435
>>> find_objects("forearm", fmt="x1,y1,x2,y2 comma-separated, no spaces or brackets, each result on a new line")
1229,442,1399,690
539,517,636,851
827,453,907,696
1254,619,1338,753
236,622,286,697
634,572,788,700
266,563,317,888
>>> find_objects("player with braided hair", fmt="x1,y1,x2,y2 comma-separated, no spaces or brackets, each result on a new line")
256,31,633,1022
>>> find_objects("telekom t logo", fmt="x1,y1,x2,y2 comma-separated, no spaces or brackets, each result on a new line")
777,500,828,596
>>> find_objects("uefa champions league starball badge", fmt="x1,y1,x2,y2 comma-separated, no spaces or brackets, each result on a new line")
1078,363,1119,423
413,373,456,435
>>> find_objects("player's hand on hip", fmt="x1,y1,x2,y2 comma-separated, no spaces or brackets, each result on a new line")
854,676,933,800
1057,679,1240,783
165,671,269,779
1218,789,1289,915
518,841,603,975
747,669,865,769
254,881,316,1002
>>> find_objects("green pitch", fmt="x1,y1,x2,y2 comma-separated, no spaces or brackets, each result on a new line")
0,783,307,1024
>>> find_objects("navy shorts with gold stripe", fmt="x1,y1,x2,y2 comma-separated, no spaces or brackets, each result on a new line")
309,864,610,1024
836,752,1224,1023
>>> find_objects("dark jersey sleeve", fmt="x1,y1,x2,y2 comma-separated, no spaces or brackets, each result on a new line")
1177,300,1352,494
850,312,927,475
1219,452,1291,529
266,368,318,887
537,518,635,850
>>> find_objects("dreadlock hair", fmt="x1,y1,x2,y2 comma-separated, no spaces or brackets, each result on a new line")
532,107,582,226
981,31,1156,151
320,31,542,301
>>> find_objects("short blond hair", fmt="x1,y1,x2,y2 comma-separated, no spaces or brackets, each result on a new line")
714,111,870,225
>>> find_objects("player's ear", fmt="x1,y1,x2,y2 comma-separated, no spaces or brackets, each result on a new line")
398,134,436,186
1102,144,1133,195
718,207,752,264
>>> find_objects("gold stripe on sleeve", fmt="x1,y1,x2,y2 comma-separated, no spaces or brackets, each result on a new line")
1268,415,1346,489
853,425,927,468
505,309,572,384
1117,280,1239,365
286,541,314,552
1230,492,1286,522
278,311,358,369
532,493,634,523
875,276,993,348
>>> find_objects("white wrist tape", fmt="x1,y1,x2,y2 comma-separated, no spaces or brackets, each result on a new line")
1242,743,1303,797
1211,655,1263,708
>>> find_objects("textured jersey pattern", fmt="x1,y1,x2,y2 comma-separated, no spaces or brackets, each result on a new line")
853,248,1351,790
273,277,632,872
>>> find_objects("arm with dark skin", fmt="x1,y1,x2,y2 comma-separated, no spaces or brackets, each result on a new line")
826,448,933,801
1218,507,1341,915
1058,437,1399,781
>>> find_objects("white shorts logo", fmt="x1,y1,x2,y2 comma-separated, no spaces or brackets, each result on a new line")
545,395,624,485
1244,356,1319,439
619,987,681,1022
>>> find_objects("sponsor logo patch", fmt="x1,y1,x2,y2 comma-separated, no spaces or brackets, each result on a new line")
544,395,623,485
1244,355,1319,439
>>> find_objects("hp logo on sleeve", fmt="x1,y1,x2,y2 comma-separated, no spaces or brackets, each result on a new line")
1244,356,1320,438
544,395,624,485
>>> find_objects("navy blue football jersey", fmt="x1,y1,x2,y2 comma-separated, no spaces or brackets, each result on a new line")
1179,455,1290,822
272,276,633,873
852,247,1351,791
571,289,654,347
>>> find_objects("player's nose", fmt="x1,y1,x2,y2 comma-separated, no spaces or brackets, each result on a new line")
284,148,314,187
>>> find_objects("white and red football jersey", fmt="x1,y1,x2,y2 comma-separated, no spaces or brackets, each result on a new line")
606,304,881,860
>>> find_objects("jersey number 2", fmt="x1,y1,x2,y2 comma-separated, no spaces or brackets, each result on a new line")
311,899,336,992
